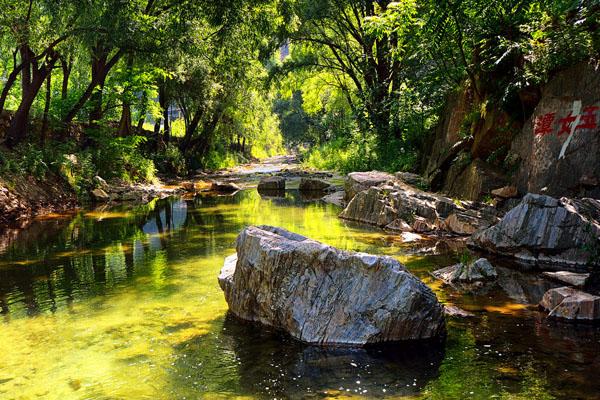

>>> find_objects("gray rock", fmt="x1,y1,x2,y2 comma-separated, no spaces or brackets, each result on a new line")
258,176,286,191
432,258,497,284
218,226,445,346
470,193,600,268
511,62,600,199
211,181,241,193
395,172,427,188
542,271,590,288
443,210,496,235
540,287,600,320
321,191,345,207
345,171,394,202
443,305,475,318
90,188,110,202
299,177,331,192
339,184,498,235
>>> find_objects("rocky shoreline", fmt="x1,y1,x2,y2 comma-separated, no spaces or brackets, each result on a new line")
217,167,600,337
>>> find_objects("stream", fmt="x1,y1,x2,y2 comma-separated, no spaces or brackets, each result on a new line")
0,168,599,399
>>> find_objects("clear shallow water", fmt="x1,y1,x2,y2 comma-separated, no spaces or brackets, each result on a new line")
0,190,599,399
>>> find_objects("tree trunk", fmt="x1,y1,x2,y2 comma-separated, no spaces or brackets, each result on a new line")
137,116,145,133
63,47,123,124
41,72,52,141
118,54,134,136
158,83,170,142
0,63,25,113
6,47,58,146
60,56,72,100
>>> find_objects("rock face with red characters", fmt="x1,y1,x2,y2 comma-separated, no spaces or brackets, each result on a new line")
510,62,600,199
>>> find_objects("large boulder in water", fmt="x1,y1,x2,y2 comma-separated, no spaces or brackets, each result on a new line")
298,177,331,192
339,183,499,235
345,171,394,202
540,287,600,321
258,176,286,192
218,226,445,346
470,194,600,269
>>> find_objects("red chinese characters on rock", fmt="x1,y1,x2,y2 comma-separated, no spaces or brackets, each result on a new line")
534,112,556,136
534,105,599,137
577,106,600,130
557,113,577,136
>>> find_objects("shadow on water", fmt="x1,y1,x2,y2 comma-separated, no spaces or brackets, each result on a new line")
170,313,445,398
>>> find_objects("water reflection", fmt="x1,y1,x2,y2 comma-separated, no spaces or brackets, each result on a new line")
170,314,445,398
0,189,599,399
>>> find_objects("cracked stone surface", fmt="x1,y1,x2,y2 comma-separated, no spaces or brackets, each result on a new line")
339,183,498,235
218,225,445,346
470,193,600,268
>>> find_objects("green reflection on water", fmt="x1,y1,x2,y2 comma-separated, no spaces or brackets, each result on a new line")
0,190,597,399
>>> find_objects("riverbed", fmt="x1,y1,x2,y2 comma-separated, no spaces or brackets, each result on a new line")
1,188,599,399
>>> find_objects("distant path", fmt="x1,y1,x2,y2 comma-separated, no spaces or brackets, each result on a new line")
225,154,299,175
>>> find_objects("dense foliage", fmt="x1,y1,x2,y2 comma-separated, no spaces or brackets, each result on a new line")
270,0,599,172
0,0,285,190
0,0,598,185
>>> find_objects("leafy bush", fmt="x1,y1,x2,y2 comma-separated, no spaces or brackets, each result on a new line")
152,144,187,176
86,128,157,183
203,147,245,171
302,134,419,174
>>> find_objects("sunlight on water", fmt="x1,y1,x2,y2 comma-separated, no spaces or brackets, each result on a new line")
0,190,599,399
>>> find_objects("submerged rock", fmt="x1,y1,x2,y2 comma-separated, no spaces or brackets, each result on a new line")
298,177,331,192
470,194,600,268
218,225,445,346
258,176,286,191
345,171,394,202
321,191,345,207
540,287,600,321
432,258,498,284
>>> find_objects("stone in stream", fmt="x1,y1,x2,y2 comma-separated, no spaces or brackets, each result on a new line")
443,305,475,318
470,194,600,268
339,183,499,235
540,287,600,321
218,225,446,346
542,271,590,288
258,176,286,192
298,177,331,192
321,191,345,207
211,181,241,193
432,258,498,284
345,171,394,202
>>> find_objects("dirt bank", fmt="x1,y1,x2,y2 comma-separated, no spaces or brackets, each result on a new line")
0,173,78,231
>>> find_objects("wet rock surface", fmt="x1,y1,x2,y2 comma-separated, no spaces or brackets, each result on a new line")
218,225,446,345
540,287,600,321
470,193,600,269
